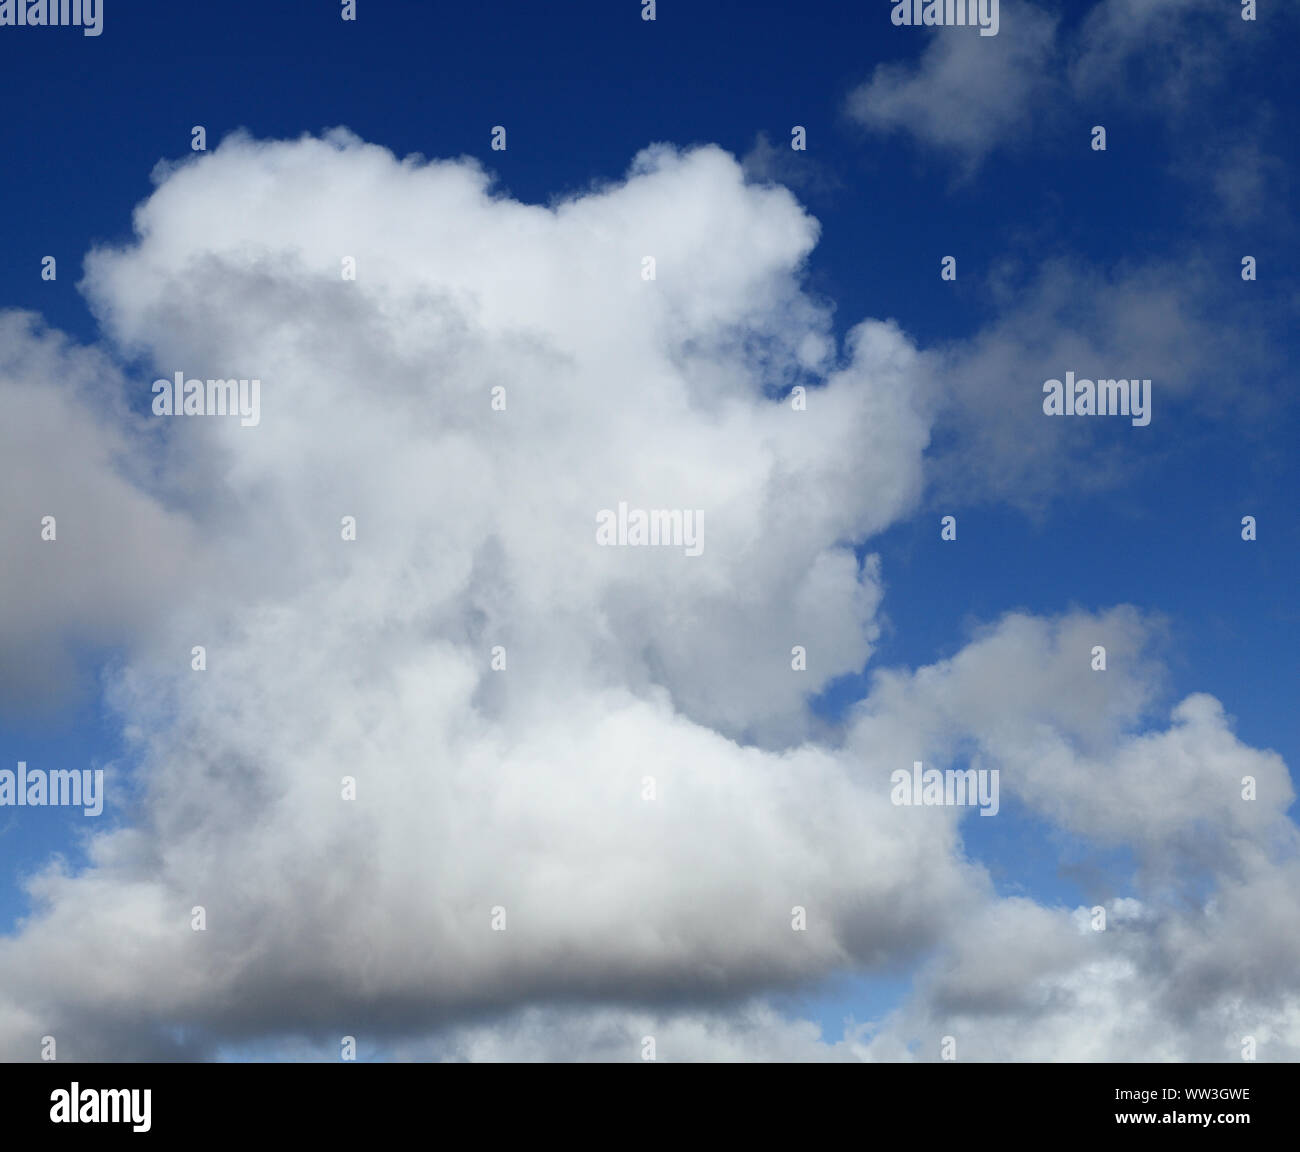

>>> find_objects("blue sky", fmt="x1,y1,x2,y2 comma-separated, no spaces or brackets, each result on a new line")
0,0,1296,1061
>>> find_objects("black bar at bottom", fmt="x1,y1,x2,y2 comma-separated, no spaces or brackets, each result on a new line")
2,1060,1287,1139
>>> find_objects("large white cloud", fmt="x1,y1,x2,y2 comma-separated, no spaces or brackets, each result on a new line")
0,131,1293,1062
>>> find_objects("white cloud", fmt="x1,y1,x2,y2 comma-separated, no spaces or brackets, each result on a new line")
0,314,199,711
0,133,954,1058
1069,0,1223,103
922,256,1272,509
0,131,1293,1063
847,0,1261,171
847,1,1060,170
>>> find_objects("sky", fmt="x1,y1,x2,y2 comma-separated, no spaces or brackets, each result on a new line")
0,0,1296,1062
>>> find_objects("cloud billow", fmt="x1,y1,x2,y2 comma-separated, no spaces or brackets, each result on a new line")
0,131,1294,1062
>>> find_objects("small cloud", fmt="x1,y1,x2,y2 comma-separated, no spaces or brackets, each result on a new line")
741,131,842,198
846,1,1060,174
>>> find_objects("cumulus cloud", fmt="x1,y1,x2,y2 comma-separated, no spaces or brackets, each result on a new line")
847,0,1272,172
1,132,951,1057
1069,0,1224,103
0,314,199,712
847,0,1060,171
920,255,1283,510
0,131,1294,1062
